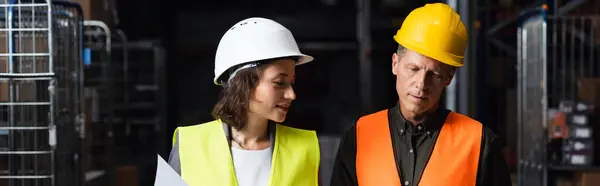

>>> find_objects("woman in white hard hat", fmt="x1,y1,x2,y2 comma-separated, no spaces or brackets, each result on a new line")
168,17,320,186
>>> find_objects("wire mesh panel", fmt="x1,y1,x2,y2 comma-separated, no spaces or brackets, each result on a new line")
0,0,84,185
0,0,54,185
82,20,115,185
52,2,84,186
111,41,166,142
83,20,111,89
112,29,127,125
83,21,113,126
518,8,600,185
547,16,599,105
112,41,167,186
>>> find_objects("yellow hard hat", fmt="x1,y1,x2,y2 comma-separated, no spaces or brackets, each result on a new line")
393,3,467,67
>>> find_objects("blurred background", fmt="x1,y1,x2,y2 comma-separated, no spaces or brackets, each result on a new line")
0,0,599,185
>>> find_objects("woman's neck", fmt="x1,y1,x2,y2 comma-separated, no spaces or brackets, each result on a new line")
232,114,269,145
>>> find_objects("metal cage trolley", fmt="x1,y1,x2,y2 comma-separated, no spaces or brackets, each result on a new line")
0,0,84,186
112,40,167,185
82,20,117,185
517,5,600,186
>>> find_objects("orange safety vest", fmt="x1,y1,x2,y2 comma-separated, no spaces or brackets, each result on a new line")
356,109,482,186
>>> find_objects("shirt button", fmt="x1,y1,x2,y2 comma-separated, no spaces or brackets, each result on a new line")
417,126,423,130
405,181,410,185
400,129,404,133
409,149,414,153
427,131,431,135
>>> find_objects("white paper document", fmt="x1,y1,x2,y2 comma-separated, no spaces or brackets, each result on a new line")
155,154,189,186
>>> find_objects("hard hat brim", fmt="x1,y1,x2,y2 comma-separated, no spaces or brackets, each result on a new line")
296,54,314,66
213,54,314,86
394,35,464,67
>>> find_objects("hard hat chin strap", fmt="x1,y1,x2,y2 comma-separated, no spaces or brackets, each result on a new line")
226,62,259,84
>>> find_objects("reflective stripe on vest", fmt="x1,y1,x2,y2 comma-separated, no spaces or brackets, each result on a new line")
356,109,482,186
174,120,320,186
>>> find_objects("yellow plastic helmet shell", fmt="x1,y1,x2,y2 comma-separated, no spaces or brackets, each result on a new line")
393,3,467,67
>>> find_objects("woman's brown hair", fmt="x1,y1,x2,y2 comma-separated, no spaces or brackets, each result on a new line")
211,57,298,130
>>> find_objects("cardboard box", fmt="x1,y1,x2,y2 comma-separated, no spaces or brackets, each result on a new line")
592,17,600,44
5,65,50,103
0,57,6,73
0,74,50,103
0,60,50,74
16,80,39,102
578,78,600,105
556,178,574,186
576,172,600,186
0,32,51,102
0,34,51,75
0,80,7,102
116,165,139,186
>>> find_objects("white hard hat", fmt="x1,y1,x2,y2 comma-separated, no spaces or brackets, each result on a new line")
214,17,314,85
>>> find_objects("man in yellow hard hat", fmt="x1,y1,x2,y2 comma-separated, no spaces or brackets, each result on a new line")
330,3,512,186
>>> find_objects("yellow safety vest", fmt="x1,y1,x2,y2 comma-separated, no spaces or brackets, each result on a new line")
173,119,320,186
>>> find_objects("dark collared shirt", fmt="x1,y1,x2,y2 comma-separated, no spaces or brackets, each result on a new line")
330,104,512,186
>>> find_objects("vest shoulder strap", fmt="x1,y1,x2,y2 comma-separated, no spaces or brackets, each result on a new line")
419,111,483,186
270,124,320,186
355,109,402,186
172,121,218,147
178,120,238,186
445,111,483,130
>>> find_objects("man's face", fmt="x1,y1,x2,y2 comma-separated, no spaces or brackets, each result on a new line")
392,49,455,115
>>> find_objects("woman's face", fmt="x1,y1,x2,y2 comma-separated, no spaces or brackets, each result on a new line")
249,58,297,123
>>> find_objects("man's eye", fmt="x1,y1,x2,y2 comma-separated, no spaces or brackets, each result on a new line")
274,82,284,86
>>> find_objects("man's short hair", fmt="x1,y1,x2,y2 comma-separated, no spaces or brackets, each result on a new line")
396,44,457,78
397,45,406,57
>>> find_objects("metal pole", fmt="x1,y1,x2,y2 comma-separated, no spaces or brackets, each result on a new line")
357,0,372,112
541,16,549,186
458,0,471,116
516,25,523,186
445,0,458,112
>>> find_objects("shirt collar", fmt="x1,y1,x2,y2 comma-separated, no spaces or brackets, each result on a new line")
390,102,449,137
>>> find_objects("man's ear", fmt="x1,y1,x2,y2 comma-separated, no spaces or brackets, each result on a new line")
392,53,399,75
443,69,456,86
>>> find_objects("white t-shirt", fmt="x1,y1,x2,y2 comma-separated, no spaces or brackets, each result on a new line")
231,146,272,186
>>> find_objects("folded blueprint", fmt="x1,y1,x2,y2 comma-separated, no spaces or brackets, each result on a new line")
155,154,188,186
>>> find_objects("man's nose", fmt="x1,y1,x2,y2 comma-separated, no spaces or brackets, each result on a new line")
414,71,428,91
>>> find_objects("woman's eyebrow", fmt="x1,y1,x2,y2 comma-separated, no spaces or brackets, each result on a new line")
272,73,289,78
